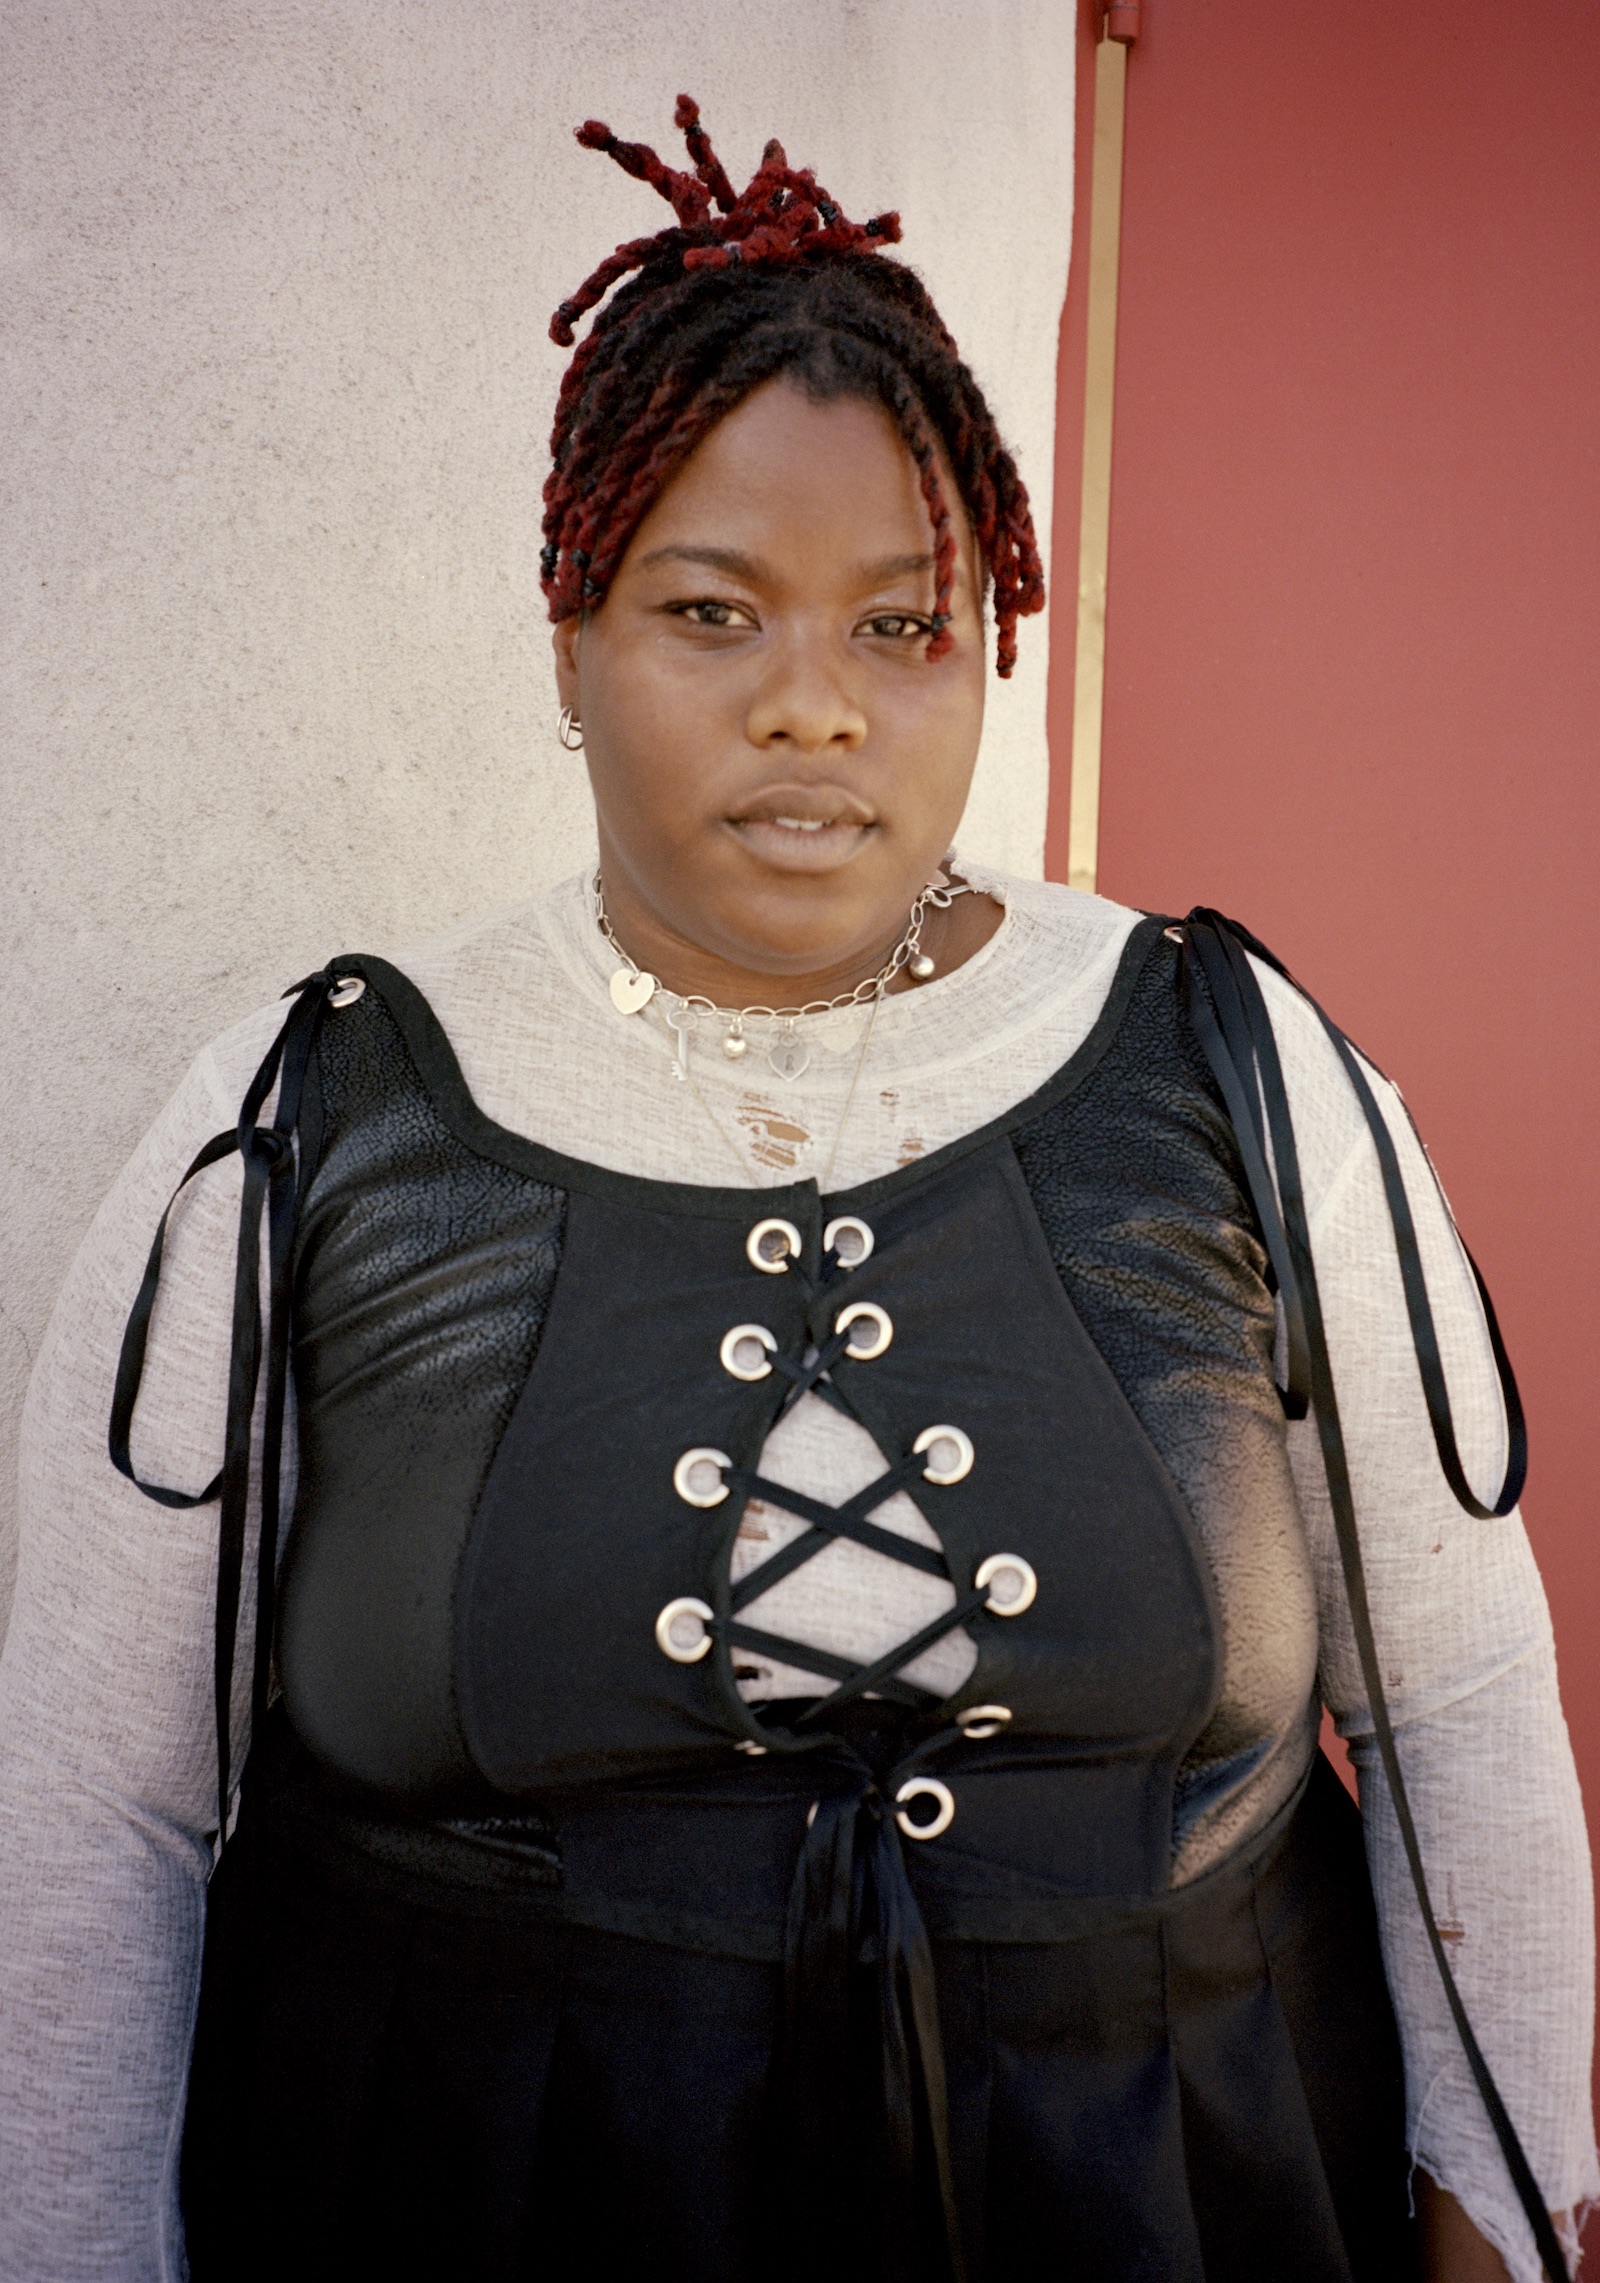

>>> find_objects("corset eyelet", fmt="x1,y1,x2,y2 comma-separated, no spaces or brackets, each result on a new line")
913,1425,974,1485
673,1447,732,1507
957,1703,1012,1739
835,1300,893,1360
328,976,366,1007
655,1596,714,1662
975,1553,1038,1616
746,1217,802,1274
822,1214,875,1268
895,1776,956,1841
719,1324,777,1382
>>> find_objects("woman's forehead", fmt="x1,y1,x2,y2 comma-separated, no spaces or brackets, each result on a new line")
625,379,973,577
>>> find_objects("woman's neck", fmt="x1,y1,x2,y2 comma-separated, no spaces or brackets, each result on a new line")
595,871,1004,1011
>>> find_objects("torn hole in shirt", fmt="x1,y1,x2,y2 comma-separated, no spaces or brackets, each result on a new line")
734,1098,811,1171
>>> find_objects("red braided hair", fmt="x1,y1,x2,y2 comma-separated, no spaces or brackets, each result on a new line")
543,97,1045,676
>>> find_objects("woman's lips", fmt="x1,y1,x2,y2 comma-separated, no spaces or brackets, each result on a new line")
724,787,876,873
724,813,873,871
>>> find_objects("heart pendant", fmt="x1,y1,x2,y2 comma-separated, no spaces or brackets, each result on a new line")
768,1034,811,1082
609,968,656,1016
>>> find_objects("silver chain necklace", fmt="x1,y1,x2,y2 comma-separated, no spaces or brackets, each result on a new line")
592,867,970,1084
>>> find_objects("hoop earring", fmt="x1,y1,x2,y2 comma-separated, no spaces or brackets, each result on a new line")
557,706,585,752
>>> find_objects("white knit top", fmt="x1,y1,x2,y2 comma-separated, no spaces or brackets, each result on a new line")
0,867,1592,2281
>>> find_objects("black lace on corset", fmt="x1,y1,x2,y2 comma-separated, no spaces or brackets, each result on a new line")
108,971,336,1840
707,1253,986,1723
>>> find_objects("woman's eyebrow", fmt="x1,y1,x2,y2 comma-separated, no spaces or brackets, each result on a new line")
633,544,942,585
860,551,936,581
634,543,764,578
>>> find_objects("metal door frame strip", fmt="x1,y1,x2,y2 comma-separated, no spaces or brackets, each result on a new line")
1068,11,1138,894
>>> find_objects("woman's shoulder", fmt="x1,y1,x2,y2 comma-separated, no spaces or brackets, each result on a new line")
197,873,594,1107
958,865,1147,995
372,871,592,1037
983,886,1410,1209
965,864,1142,939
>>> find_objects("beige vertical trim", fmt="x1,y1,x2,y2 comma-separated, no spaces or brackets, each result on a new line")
1068,34,1130,895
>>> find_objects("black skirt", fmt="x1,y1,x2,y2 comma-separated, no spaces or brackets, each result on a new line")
181,1748,1416,2283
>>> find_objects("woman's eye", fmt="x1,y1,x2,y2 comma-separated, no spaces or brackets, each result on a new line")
861,613,932,640
671,599,752,629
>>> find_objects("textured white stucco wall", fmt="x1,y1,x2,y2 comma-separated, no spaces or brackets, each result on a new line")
0,1,1073,1623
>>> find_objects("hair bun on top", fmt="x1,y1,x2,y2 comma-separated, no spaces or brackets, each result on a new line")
543,96,1044,676
551,95,902,340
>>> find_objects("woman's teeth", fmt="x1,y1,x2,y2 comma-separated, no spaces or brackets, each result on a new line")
729,808,867,867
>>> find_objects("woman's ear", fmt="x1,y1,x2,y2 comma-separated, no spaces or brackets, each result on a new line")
552,615,581,710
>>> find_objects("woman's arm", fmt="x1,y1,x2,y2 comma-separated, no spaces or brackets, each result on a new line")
1417,2173,1516,2280
1262,963,1595,2283
0,1006,285,2280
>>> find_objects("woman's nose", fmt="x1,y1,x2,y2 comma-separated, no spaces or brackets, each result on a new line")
743,635,868,753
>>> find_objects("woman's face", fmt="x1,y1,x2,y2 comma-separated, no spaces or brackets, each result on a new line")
553,375,988,997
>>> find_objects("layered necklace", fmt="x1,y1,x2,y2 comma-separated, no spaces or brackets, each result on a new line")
592,868,970,1083
593,867,973,1188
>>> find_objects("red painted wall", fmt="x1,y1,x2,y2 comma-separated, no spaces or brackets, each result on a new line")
1046,0,1600,2185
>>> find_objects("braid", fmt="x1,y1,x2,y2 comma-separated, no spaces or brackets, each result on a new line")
543,97,1045,677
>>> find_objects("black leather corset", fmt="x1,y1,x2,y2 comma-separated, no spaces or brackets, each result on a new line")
278,917,1318,1882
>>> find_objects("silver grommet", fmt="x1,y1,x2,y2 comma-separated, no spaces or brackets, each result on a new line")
975,1553,1038,1616
914,1425,974,1485
957,1704,1013,1740
806,1800,819,1829
735,1739,769,1756
328,976,366,1008
719,1323,777,1382
655,1596,714,1663
835,1300,893,1360
894,1776,956,1842
746,1217,802,1274
823,1215,875,1268
672,1447,732,1508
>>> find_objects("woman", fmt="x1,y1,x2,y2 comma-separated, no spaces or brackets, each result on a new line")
0,97,1592,2283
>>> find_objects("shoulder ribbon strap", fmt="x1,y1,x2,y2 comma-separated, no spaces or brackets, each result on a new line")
109,971,334,1840
1178,909,1561,2280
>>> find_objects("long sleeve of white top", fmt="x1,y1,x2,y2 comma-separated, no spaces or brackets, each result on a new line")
0,1040,293,2283
1256,960,1598,2278
0,875,1592,2281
